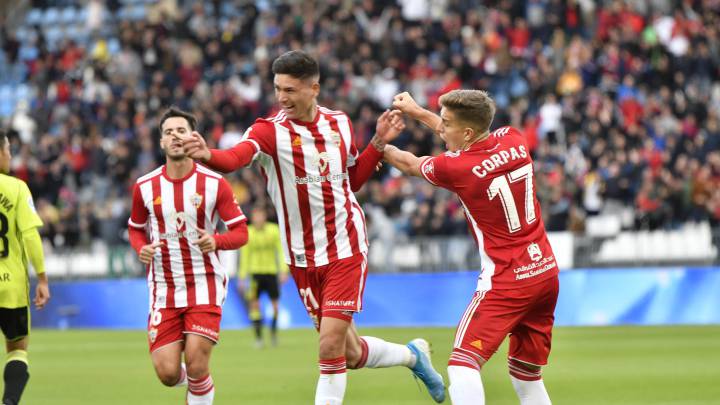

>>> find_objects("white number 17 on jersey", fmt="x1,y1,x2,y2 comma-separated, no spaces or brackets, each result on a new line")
487,163,536,233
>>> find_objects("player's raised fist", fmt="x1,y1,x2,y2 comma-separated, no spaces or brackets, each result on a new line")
182,131,211,162
392,92,421,116
376,110,405,144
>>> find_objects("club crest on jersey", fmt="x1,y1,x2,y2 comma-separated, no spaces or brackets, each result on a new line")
153,196,162,205
527,243,543,262
190,193,203,208
422,160,434,176
292,135,302,147
149,327,158,343
329,130,342,147
170,211,187,231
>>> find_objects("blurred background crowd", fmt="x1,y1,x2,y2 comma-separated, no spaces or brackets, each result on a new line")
0,0,719,262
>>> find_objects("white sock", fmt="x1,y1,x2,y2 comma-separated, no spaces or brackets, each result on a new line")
187,374,214,405
316,357,347,405
315,372,347,405
448,365,485,405
360,336,414,368
510,376,552,405
173,363,188,387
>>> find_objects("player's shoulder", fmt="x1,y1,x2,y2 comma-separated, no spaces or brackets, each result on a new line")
247,114,285,136
136,166,163,185
492,126,527,144
318,105,348,117
196,163,223,180
0,173,25,188
0,174,29,199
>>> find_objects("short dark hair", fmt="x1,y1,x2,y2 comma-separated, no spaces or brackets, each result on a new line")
159,107,197,134
271,50,319,81
0,129,7,150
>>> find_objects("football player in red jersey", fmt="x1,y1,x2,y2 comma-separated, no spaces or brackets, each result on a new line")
385,90,559,405
129,107,249,404
182,52,445,404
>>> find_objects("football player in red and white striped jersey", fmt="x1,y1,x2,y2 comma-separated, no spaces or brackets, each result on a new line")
128,107,249,405
385,91,559,405
183,51,446,404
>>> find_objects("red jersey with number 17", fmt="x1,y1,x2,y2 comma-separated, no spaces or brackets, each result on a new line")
420,126,559,291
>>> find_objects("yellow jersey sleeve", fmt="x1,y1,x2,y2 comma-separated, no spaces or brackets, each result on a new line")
16,181,43,232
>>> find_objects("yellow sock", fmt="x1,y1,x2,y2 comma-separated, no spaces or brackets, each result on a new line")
7,350,28,365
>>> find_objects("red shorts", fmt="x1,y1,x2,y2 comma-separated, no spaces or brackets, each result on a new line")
451,276,559,367
147,304,222,352
289,252,368,330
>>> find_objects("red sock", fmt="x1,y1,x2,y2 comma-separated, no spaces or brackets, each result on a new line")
318,357,346,375
188,374,214,396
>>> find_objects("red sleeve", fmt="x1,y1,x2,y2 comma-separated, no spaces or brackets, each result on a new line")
128,226,149,254
348,145,383,192
212,178,248,250
128,183,148,228
127,183,150,254
206,142,256,173
214,177,247,226
420,154,454,190
206,120,276,173
214,221,249,250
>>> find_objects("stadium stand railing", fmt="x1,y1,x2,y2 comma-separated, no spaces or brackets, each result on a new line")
39,224,720,279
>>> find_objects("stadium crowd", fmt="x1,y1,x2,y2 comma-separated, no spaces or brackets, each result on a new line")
0,0,719,255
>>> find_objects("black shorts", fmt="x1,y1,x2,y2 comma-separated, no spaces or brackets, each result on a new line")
0,307,29,341
247,274,280,300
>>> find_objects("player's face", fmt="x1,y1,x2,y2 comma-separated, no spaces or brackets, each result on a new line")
274,74,320,122
160,117,191,160
438,107,470,152
0,141,10,174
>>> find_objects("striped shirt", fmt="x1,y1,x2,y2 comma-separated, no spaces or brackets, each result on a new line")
129,162,246,309
240,106,369,268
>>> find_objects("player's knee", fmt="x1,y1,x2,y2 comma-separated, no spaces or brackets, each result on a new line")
508,358,542,381
155,364,181,386
185,357,210,379
318,332,345,359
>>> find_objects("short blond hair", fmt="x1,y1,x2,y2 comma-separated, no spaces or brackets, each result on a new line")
439,90,496,134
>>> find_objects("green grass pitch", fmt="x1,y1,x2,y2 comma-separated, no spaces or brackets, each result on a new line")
12,326,720,404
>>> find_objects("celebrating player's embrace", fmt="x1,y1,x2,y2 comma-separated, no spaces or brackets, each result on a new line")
128,108,249,405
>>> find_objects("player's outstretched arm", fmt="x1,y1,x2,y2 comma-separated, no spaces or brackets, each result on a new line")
349,110,406,191
383,145,424,178
22,228,50,309
392,92,442,134
182,131,255,173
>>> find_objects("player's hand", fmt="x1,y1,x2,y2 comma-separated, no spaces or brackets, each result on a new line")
193,229,217,253
279,272,289,285
375,110,405,144
182,131,211,162
33,279,50,310
392,92,421,116
139,241,164,265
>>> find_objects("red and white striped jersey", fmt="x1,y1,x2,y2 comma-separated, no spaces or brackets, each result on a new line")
240,106,368,268
129,162,246,310
420,126,559,291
